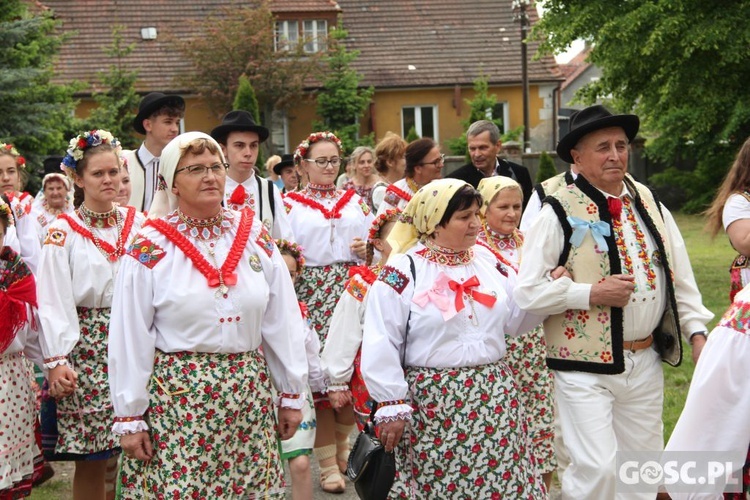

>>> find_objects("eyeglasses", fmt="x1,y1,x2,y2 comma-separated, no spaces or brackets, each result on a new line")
420,154,445,168
175,162,229,177
304,157,342,168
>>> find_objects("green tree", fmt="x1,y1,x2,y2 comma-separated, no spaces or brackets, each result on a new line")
447,75,504,159
232,74,264,170
175,1,321,120
405,126,420,143
0,0,78,187
86,26,140,149
312,20,374,155
534,0,750,211
536,151,557,183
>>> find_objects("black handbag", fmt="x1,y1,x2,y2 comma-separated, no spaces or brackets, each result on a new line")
346,407,396,500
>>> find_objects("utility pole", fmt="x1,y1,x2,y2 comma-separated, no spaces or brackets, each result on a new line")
513,0,531,152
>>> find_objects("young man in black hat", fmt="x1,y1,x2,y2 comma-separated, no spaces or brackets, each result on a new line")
514,104,712,499
273,154,298,194
122,92,185,211
447,119,533,210
210,110,294,240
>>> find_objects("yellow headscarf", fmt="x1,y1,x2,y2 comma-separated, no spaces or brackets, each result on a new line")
477,176,523,217
386,178,471,255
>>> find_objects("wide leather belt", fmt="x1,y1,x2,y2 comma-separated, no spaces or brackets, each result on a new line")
623,334,654,352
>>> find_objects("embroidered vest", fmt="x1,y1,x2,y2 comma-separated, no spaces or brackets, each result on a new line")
543,174,682,374
535,170,575,201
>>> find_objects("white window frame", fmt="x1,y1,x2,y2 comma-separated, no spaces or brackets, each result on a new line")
275,20,299,52
401,105,439,141
303,20,327,53
484,102,509,134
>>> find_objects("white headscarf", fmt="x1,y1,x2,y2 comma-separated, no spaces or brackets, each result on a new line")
147,131,226,219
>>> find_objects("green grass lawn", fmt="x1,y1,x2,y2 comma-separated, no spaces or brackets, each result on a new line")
662,213,736,441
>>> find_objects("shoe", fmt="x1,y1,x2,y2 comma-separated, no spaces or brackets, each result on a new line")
337,447,350,474
320,464,346,493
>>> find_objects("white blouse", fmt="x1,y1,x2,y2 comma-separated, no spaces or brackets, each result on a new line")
6,193,42,274
30,202,74,242
285,187,373,267
375,178,415,216
224,175,294,241
108,209,309,434
361,243,544,422
37,207,144,366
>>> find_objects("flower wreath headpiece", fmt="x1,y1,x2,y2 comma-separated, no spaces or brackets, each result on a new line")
275,239,306,272
293,131,342,166
0,197,14,227
60,130,121,176
368,209,400,244
0,143,26,169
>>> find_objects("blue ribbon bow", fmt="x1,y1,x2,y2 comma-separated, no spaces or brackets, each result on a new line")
567,216,611,252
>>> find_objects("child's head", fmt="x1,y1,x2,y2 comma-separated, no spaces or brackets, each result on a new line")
275,239,305,282
366,209,400,266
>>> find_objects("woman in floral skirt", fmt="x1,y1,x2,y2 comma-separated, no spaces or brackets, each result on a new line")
109,132,308,499
476,176,557,489
284,131,373,492
361,179,548,498
36,130,145,499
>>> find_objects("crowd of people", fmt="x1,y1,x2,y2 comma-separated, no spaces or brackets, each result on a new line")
3,96,750,500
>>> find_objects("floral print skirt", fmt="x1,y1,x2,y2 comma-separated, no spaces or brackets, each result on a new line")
119,349,285,499
504,326,557,474
42,307,119,460
0,353,36,497
280,392,316,460
294,263,354,350
392,361,546,499
351,348,373,432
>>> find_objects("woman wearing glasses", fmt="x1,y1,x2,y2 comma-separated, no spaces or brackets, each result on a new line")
376,137,444,215
108,132,309,498
285,131,374,493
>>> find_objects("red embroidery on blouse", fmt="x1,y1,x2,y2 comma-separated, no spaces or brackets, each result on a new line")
59,207,136,261
385,184,412,203
348,265,378,285
285,189,356,219
476,239,517,272
146,210,251,290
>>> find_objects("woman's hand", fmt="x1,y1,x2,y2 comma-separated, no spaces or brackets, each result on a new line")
377,419,406,453
351,237,367,260
328,390,353,409
121,431,153,461
48,364,77,399
550,266,572,280
277,407,303,440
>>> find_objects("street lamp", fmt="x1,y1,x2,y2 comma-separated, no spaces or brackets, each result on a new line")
512,0,531,153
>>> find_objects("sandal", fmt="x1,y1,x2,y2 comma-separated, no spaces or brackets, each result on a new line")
320,464,346,493
337,446,350,474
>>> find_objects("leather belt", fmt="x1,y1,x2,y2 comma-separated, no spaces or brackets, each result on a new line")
623,334,654,352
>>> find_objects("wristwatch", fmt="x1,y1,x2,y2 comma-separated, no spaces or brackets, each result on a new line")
689,331,708,344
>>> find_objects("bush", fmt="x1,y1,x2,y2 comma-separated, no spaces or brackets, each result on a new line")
536,152,557,183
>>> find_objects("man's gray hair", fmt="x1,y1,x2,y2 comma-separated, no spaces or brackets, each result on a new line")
467,120,500,144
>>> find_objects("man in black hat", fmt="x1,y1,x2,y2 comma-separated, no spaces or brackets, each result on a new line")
273,154,298,194
514,104,713,499
122,92,185,211
210,110,293,240
446,119,533,210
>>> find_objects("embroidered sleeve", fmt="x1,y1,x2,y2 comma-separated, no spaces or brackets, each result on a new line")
112,415,149,435
126,235,166,269
377,265,410,294
344,276,369,302
383,190,399,207
283,200,292,214
255,225,275,258
43,228,67,247
358,199,371,215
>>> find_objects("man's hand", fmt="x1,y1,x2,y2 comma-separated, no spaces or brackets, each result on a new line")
121,431,153,461
277,407,303,440
328,390,353,410
551,266,572,280
590,274,635,307
377,419,406,453
48,364,77,399
690,333,707,364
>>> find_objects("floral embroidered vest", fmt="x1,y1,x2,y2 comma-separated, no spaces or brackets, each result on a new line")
535,170,575,201
543,174,682,374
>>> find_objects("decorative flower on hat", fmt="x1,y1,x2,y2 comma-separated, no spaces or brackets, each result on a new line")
293,131,342,166
60,130,121,175
0,143,26,169
275,239,306,271
368,209,400,243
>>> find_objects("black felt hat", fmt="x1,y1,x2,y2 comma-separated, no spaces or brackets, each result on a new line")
272,154,295,175
210,110,270,144
556,105,639,164
133,93,185,135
